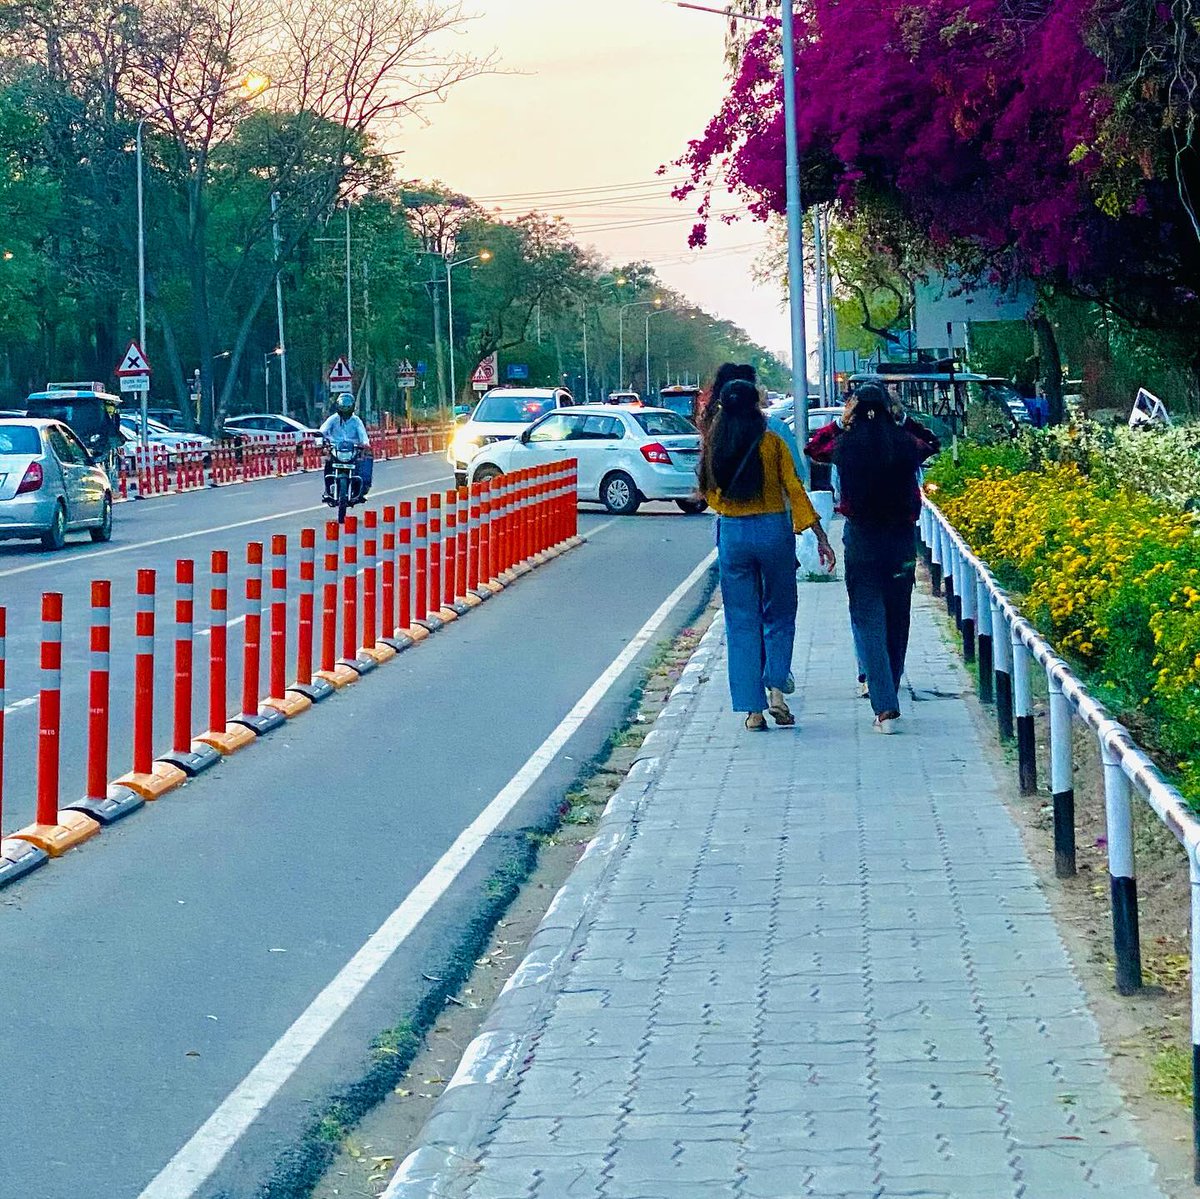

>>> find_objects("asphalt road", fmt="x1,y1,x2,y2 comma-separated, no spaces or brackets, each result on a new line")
0,454,452,833
0,490,717,1199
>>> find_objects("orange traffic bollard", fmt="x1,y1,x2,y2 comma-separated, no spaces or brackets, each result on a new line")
315,521,357,688
338,516,375,674
262,534,311,718
230,543,286,735
359,511,396,664
195,551,255,754
290,528,335,704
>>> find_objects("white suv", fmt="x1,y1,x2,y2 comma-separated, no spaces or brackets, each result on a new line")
467,404,705,516
222,413,321,445
448,387,574,487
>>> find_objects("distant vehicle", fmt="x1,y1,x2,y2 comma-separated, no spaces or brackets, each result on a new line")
25,381,122,466
447,386,575,488
118,415,215,463
0,419,113,549
606,390,641,406
850,363,985,434
467,403,705,517
658,385,701,423
221,413,320,445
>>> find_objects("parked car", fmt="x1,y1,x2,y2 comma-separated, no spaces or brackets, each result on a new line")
25,382,122,466
222,413,320,445
448,386,575,488
120,414,215,456
467,404,705,516
0,419,113,549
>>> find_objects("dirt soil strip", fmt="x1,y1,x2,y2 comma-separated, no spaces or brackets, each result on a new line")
286,601,720,1199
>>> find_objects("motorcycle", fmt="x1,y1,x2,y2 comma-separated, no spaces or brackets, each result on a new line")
325,442,366,524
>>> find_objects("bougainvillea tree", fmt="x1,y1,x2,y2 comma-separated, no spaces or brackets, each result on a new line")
678,0,1200,392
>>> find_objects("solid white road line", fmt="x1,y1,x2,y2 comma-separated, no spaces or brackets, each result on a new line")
135,546,718,1199
0,474,452,582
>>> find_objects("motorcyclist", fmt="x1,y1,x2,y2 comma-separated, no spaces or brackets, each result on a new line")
320,394,372,503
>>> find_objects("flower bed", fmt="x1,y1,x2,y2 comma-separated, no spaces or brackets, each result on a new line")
925,433,1200,803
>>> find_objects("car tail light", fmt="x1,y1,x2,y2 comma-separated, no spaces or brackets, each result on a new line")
16,461,43,494
640,442,672,465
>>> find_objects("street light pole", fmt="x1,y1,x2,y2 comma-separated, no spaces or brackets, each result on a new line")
344,205,353,372
781,0,812,477
646,308,671,399
271,191,289,417
136,116,149,448
618,298,661,391
444,250,492,414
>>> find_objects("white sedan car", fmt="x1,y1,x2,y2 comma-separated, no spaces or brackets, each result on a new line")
468,404,705,516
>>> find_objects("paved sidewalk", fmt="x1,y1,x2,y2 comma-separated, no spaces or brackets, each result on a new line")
386,572,1168,1198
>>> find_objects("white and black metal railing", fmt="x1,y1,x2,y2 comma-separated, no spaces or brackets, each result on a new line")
920,498,1200,1184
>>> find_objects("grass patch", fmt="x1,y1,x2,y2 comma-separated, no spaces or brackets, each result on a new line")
1150,1045,1192,1107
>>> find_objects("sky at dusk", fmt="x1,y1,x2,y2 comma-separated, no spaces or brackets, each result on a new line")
391,0,792,361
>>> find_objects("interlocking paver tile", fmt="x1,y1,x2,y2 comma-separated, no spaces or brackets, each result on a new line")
419,577,1169,1199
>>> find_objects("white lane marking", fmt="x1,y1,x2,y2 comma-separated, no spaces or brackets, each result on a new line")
3,695,37,717
136,546,718,1199
0,474,451,582
195,615,247,639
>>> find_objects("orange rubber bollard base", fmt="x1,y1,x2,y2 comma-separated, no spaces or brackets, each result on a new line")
437,607,459,623
113,761,188,801
499,569,519,585
10,811,101,857
483,578,505,594
194,725,256,755
402,625,432,643
459,593,484,608
360,643,397,665
314,664,360,689
262,693,313,719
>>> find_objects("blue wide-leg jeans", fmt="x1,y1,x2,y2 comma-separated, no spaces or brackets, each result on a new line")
716,512,798,713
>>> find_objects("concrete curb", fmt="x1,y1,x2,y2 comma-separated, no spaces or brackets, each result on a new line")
382,613,727,1199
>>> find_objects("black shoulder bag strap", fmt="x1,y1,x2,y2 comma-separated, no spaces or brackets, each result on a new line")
724,432,765,496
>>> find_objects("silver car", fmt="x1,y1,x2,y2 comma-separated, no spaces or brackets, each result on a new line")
0,419,113,549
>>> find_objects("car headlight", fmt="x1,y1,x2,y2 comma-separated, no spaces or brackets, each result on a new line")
450,433,483,464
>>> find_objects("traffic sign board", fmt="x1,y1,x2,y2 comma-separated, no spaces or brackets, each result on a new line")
328,356,354,394
115,340,151,377
120,374,150,393
397,358,417,389
471,352,498,392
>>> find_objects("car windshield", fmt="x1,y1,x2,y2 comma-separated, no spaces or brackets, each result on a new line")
0,426,40,455
474,393,556,423
633,411,696,437
27,400,104,435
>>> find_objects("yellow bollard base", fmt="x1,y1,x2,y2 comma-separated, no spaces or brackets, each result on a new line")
262,692,313,719
437,607,459,623
360,643,398,665
113,761,188,801
459,592,484,608
194,725,256,755
314,664,360,688
11,811,101,857
483,578,505,593
402,624,432,643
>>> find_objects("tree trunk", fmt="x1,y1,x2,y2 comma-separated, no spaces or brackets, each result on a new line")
1031,309,1064,425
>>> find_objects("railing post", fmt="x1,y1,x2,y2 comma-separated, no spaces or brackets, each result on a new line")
958,547,976,663
943,529,957,620
976,576,994,704
1048,668,1076,878
991,597,1013,741
1012,628,1037,796
929,519,943,595
1102,735,1142,996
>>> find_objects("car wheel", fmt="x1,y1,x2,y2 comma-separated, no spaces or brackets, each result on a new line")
601,471,641,515
41,501,67,551
454,472,467,489
91,494,113,542
676,498,708,515
473,464,503,485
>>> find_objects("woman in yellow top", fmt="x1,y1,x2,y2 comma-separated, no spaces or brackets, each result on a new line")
700,379,836,730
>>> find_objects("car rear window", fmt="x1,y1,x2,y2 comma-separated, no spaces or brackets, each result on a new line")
633,411,695,437
474,393,556,423
0,426,40,455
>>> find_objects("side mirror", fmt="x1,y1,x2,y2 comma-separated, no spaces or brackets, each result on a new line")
519,428,532,445
455,413,470,426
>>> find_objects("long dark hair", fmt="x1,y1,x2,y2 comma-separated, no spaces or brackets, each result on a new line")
700,362,756,429
831,384,915,523
698,379,766,501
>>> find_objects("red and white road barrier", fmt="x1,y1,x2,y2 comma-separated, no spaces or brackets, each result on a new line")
232,543,285,735
0,454,583,887
338,515,374,674
264,534,311,718
291,528,334,703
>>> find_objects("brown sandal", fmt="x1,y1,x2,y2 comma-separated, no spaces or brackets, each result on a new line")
745,712,767,731
767,688,796,727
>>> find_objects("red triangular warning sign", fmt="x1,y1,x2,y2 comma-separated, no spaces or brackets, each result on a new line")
328,357,353,383
115,340,152,376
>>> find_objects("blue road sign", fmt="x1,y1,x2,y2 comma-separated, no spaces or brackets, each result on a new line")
507,364,529,381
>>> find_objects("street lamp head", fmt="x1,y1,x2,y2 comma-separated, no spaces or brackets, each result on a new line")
479,249,493,262
616,276,627,286
1,250,12,261
654,297,663,307
238,72,271,100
